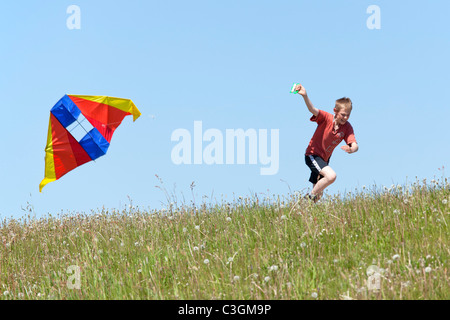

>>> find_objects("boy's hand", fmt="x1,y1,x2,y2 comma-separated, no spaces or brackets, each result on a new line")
341,143,359,154
341,145,353,153
295,84,307,96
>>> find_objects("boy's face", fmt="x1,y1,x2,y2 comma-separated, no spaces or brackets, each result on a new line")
334,107,351,126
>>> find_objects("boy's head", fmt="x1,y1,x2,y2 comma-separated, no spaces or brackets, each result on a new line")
334,97,352,125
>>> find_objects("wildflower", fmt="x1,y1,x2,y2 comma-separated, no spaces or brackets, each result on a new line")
3,291,9,297
401,281,410,288
311,292,318,299
392,254,400,261
280,215,287,220
269,265,278,272
182,227,187,233
442,199,448,205
264,276,270,282
366,265,380,277
300,242,306,248
138,269,142,273
193,246,199,251
233,275,240,282
228,257,234,263
203,259,210,265
226,217,232,222
195,225,200,230
425,267,432,273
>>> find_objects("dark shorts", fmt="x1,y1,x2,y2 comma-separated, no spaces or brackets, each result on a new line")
305,154,330,184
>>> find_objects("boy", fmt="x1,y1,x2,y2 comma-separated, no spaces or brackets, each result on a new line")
294,84,359,202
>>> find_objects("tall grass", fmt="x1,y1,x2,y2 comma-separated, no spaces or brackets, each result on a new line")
0,178,448,300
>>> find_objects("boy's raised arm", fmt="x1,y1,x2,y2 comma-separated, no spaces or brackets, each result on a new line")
295,84,319,117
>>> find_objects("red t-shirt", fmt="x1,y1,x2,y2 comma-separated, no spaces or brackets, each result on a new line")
305,110,356,162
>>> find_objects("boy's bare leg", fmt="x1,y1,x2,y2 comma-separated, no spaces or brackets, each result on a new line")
311,166,337,199
312,185,323,201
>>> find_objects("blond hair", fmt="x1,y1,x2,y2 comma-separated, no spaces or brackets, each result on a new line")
335,97,353,112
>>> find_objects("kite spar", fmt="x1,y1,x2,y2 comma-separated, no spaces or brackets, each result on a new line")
40,95,141,192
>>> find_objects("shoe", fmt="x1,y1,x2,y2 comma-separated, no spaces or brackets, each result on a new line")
304,194,317,202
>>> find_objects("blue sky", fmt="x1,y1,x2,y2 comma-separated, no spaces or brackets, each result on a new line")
1,0,450,219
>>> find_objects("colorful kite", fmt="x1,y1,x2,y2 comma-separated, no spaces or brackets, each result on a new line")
40,95,141,192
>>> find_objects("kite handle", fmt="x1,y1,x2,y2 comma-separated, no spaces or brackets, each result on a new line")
290,83,301,94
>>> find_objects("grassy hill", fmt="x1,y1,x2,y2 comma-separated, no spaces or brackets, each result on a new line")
0,179,448,300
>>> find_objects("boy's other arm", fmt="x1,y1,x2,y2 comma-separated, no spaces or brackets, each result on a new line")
341,142,359,154
295,84,319,117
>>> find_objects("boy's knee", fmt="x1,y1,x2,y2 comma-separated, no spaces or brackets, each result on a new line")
322,168,337,183
330,173,337,183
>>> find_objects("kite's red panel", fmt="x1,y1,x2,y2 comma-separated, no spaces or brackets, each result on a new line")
50,113,92,179
68,96,131,143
